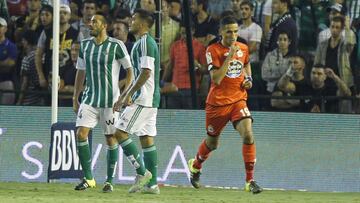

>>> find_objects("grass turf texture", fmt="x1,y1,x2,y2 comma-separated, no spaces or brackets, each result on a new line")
0,182,358,203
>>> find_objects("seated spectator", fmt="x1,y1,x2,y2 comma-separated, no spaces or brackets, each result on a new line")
265,0,297,55
162,23,207,109
17,30,43,106
0,18,17,105
271,54,308,112
304,64,351,113
261,31,291,94
314,15,355,113
140,0,156,13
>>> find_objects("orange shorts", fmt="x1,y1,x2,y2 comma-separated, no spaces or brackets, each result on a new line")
205,100,252,136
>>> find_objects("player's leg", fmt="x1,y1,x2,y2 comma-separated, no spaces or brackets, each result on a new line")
232,101,262,194
114,104,151,193
140,135,160,194
100,109,119,192
188,104,229,188
74,104,98,190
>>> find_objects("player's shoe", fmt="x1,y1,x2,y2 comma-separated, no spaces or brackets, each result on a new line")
142,184,160,195
128,170,152,193
244,180,263,194
74,178,96,190
102,182,113,193
188,158,201,189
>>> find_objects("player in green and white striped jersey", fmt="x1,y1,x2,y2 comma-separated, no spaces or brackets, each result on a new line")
113,9,160,194
72,14,148,193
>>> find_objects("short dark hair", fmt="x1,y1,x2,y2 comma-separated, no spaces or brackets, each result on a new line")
82,0,97,9
313,64,325,69
331,15,345,28
220,10,236,19
240,0,254,10
220,16,238,28
134,8,155,28
22,30,38,45
196,0,208,11
279,0,291,8
41,4,53,14
115,8,132,20
278,30,291,40
113,19,129,30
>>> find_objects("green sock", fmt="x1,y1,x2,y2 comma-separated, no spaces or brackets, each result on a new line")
77,139,93,180
119,138,146,175
106,144,118,184
143,145,157,186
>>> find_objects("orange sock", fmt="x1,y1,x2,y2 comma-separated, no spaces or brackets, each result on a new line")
243,143,256,182
193,140,212,170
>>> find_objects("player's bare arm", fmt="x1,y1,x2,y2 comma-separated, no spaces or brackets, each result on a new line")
242,62,252,90
72,69,85,114
211,44,239,85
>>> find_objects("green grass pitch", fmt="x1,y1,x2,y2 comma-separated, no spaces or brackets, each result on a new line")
0,182,358,203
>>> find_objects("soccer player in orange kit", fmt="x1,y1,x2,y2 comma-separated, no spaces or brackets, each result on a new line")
188,16,263,194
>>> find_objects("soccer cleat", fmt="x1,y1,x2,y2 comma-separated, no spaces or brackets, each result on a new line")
102,182,113,193
244,180,263,194
128,170,152,193
74,178,96,190
188,158,201,189
142,184,160,195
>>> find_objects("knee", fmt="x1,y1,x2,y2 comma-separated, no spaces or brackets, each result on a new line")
76,129,89,141
205,138,219,150
114,130,128,143
105,134,117,146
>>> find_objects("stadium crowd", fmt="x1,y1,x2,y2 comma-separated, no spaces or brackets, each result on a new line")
0,0,359,113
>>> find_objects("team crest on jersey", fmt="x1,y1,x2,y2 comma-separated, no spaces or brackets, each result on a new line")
226,60,243,78
207,125,214,133
236,50,243,57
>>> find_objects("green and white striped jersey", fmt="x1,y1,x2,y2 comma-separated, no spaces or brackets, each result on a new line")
131,33,160,108
76,37,132,108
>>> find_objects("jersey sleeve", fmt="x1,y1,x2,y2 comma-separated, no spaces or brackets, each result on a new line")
115,41,132,69
206,46,221,71
140,37,156,71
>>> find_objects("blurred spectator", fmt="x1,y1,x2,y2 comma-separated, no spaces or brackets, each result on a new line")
140,0,156,13
151,0,180,71
238,1,263,63
162,23,207,109
262,31,291,94
231,0,243,21
314,15,355,113
252,0,267,26
113,0,138,14
207,0,232,20
69,1,80,24
0,0,9,20
58,42,79,106
7,0,27,17
39,5,53,30
271,53,308,111
17,30,43,106
35,4,82,91
72,0,97,39
304,65,351,113
265,0,297,55
347,0,360,21
297,0,331,53
263,0,273,37
113,7,132,26
318,3,347,43
167,0,182,22
112,19,133,91
0,18,17,105
191,0,219,46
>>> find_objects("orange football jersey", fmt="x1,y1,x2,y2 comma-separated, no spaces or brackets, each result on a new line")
206,41,250,106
